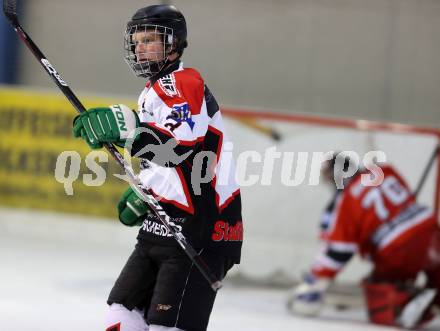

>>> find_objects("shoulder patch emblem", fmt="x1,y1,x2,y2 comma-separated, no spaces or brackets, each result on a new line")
158,74,179,97
165,103,195,132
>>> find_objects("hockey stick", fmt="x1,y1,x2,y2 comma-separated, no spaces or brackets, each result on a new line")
229,116,282,141
3,0,222,291
414,144,440,198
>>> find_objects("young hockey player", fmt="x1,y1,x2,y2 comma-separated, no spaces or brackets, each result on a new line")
72,5,243,331
287,153,440,329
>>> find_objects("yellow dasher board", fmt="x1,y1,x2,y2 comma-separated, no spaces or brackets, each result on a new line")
0,86,139,218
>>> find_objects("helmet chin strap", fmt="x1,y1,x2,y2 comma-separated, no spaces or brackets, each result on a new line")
148,49,180,82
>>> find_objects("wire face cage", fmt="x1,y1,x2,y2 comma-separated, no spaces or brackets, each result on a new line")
124,24,174,78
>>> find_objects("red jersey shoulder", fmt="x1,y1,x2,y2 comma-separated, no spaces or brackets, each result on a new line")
175,67,204,85
343,164,407,198
153,68,205,115
381,165,409,186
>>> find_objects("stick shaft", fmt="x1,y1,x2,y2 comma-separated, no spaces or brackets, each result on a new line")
415,145,440,197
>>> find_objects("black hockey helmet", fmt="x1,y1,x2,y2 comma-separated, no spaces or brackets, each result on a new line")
325,152,354,172
321,151,359,189
124,5,187,79
128,5,187,53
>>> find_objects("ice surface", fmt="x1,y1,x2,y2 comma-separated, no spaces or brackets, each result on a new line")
0,208,438,331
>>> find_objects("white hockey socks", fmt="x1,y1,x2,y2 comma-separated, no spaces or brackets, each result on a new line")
105,303,149,331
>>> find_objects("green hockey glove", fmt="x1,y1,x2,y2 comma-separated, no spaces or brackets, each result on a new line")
117,186,151,226
72,104,140,149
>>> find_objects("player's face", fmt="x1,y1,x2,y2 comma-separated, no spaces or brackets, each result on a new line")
132,30,165,62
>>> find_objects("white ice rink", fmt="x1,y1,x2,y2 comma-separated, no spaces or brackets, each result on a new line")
1,208,439,331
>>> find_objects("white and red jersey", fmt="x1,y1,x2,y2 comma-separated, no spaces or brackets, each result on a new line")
130,61,243,262
312,165,434,278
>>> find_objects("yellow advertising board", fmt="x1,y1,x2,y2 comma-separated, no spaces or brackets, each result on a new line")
0,86,139,218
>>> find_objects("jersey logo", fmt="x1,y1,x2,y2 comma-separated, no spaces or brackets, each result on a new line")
158,74,179,97
113,105,127,132
211,220,243,242
141,218,183,237
156,304,172,312
165,103,195,132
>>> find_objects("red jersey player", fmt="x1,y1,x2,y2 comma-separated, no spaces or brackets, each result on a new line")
288,153,440,329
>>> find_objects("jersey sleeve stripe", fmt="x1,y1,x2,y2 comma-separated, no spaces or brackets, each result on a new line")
327,249,354,263
219,189,241,212
327,241,358,253
315,252,344,271
376,206,433,250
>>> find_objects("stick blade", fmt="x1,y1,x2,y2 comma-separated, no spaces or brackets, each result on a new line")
3,0,17,22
